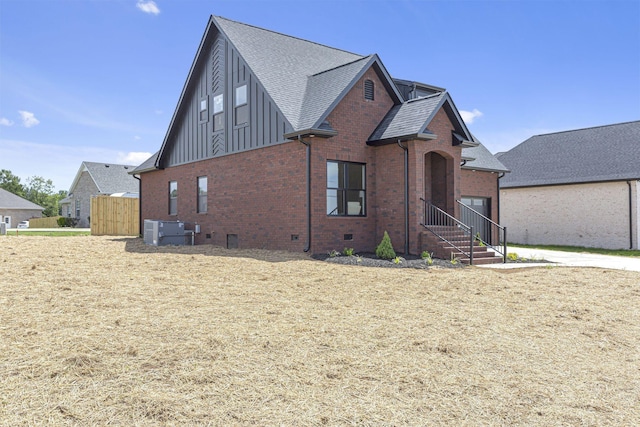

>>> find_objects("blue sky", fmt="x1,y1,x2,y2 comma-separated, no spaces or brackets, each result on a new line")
1,0,638,192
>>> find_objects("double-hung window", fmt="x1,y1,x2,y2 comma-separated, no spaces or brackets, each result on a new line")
213,94,224,131
326,161,365,216
169,181,178,215
234,84,248,126
197,176,207,213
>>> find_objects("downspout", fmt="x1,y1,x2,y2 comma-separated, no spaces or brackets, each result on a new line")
497,172,506,225
627,180,633,249
133,174,142,237
398,140,409,255
299,135,311,252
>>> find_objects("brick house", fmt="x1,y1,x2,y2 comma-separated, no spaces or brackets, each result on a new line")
498,121,640,250
133,16,508,260
0,188,44,228
60,161,139,228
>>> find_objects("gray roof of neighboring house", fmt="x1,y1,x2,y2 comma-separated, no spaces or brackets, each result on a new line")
0,188,44,210
462,142,510,173
70,162,139,194
215,16,399,131
498,121,640,188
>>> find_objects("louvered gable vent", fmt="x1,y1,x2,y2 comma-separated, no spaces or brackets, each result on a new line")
364,79,374,101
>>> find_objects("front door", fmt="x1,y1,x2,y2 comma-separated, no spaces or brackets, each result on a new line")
3,216,11,228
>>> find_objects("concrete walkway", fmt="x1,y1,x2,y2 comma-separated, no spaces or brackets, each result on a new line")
479,246,640,272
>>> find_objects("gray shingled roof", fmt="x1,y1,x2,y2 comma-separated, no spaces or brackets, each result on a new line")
78,162,139,194
462,142,510,173
215,16,370,131
498,121,640,188
130,152,159,175
368,92,445,142
0,188,44,210
461,134,510,173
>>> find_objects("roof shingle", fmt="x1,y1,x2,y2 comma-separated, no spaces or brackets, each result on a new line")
498,121,640,188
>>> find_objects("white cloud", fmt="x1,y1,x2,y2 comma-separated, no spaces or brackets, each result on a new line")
0,117,14,126
136,1,160,15
460,108,483,125
118,151,153,165
18,110,40,128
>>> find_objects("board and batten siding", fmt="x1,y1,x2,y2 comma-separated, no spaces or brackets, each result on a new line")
164,32,292,168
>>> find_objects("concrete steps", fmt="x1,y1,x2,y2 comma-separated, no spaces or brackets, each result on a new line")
419,227,504,265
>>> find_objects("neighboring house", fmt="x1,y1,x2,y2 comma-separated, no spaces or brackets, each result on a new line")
132,15,508,257
60,161,139,228
0,188,43,228
497,121,640,250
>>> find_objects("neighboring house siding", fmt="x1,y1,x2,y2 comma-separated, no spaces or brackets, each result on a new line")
0,209,42,227
72,171,100,227
501,181,638,249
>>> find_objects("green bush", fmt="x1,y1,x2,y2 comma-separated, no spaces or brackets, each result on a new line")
343,247,354,256
376,231,396,260
57,217,79,228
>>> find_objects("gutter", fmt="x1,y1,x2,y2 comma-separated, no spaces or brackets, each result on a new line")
627,180,633,249
398,139,410,255
133,174,142,237
497,172,506,225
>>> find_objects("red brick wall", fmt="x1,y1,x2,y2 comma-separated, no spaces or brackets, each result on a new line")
460,168,500,221
141,142,307,250
308,67,396,253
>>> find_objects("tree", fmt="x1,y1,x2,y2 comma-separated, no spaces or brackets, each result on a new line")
0,169,25,197
24,176,63,217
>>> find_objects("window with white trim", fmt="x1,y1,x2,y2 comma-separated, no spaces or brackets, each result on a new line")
234,84,248,126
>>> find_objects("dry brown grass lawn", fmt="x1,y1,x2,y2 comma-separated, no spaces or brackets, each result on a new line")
1,235,639,426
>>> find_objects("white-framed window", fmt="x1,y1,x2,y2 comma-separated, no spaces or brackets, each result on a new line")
213,94,224,131
234,84,248,126
199,97,208,123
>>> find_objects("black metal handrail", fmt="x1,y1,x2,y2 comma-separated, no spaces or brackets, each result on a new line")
420,198,474,264
456,200,507,263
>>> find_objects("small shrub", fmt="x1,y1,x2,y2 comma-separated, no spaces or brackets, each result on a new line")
421,251,434,266
450,253,459,265
57,217,79,228
376,231,396,260
393,256,402,265
507,252,519,261
328,249,341,258
343,247,354,256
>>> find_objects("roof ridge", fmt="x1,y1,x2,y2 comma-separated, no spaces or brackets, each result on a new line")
214,15,364,58
532,120,640,138
310,55,372,77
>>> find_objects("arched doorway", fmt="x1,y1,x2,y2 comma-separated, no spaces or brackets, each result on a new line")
424,151,451,213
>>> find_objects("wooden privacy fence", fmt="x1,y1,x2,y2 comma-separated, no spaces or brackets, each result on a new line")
90,196,139,236
29,216,61,228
